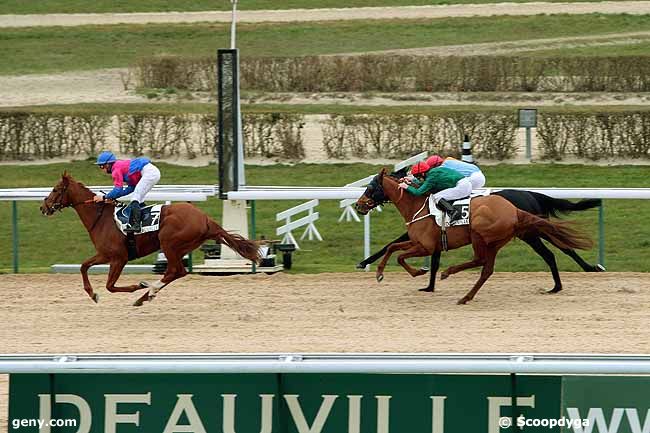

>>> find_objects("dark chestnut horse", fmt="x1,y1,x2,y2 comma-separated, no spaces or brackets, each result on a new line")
357,188,604,293
40,172,260,306
354,168,593,304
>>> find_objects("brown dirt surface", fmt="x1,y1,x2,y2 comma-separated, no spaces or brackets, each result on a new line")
1,271,649,430
0,272,648,354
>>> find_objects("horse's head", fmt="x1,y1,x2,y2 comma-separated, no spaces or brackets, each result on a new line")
40,171,77,215
354,168,389,215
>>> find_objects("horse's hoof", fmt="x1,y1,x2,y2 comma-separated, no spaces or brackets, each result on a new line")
546,287,562,294
92,293,99,303
419,267,430,274
139,281,150,289
441,272,449,280
595,264,606,272
457,297,469,305
376,274,384,283
133,298,144,307
356,262,366,270
418,287,434,292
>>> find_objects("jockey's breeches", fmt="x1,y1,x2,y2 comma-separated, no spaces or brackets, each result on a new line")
132,163,161,202
433,177,473,203
469,171,486,189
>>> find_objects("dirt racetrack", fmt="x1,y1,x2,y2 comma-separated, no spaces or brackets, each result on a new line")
1,271,649,353
1,271,649,430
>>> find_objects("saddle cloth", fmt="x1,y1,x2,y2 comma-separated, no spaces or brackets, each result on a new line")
113,204,163,235
427,191,489,228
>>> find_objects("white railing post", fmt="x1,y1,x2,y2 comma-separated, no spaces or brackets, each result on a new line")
276,199,321,250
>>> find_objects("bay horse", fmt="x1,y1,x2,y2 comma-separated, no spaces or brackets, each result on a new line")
357,187,604,293
354,168,593,304
40,172,260,306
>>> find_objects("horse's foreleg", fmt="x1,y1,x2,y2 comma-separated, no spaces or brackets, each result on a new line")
420,251,441,293
396,245,432,277
375,240,414,282
80,254,107,303
105,260,147,293
357,232,410,269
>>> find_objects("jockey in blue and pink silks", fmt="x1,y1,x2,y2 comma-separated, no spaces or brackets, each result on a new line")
93,151,161,233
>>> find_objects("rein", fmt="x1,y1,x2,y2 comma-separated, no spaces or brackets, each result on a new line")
406,199,431,226
50,185,113,233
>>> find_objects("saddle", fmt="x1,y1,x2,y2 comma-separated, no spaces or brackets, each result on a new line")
113,204,163,235
428,195,471,227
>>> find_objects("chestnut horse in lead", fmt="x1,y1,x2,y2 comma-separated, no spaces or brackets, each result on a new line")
355,168,593,304
41,172,260,306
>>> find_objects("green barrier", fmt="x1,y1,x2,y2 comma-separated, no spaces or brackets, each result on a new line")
9,374,561,433
562,376,650,433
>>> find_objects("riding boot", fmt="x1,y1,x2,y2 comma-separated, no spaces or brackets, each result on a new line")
437,198,461,220
127,201,142,233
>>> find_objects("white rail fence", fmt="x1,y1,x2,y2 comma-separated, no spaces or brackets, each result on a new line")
2,186,212,273
275,199,321,249
2,353,650,374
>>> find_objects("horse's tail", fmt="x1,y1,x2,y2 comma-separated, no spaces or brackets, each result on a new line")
527,191,601,218
515,209,593,250
206,219,261,263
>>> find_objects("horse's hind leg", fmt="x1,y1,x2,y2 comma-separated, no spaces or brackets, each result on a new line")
105,260,147,293
376,240,414,282
521,236,563,293
560,247,605,272
134,245,191,306
457,238,509,304
457,249,497,305
80,254,108,303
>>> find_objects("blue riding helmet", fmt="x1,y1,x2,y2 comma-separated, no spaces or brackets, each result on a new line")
95,151,117,165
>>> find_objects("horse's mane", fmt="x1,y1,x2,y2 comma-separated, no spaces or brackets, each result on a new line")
389,167,408,179
62,172,93,196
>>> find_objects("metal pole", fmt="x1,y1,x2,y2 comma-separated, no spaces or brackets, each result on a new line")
363,213,370,272
598,201,605,267
251,200,257,273
525,127,532,159
510,373,518,431
230,0,237,49
12,201,18,273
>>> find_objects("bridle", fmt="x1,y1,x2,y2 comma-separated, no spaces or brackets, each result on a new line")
44,181,109,232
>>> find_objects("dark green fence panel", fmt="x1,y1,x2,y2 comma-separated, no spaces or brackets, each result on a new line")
561,376,650,433
9,373,562,433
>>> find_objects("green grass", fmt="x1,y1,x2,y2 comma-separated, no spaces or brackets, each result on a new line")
1,162,649,275
0,0,631,14
2,14,650,75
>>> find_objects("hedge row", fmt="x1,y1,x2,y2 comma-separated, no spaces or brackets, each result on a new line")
3,110,650,162
137,55,650,93
537,112,650,160
322,113,517,160
0,112,306,161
